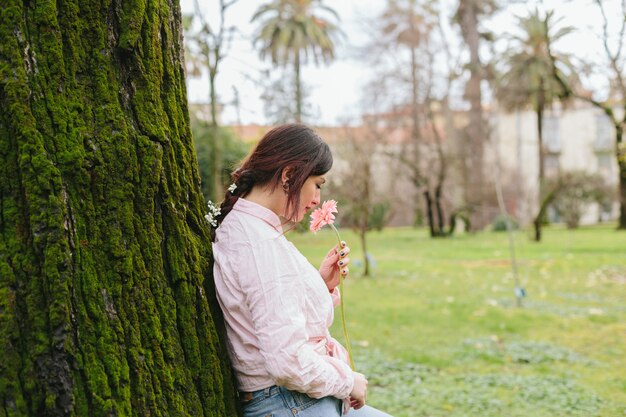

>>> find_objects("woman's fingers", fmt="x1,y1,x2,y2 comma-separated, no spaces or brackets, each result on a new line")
337,257,350,267
350,398,365,410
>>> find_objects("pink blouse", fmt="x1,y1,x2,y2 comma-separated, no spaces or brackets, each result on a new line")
212,198,354,400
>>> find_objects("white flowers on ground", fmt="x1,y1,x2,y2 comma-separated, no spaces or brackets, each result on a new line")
205,201,221,227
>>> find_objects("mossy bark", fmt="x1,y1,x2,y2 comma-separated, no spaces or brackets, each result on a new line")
0,1,239,416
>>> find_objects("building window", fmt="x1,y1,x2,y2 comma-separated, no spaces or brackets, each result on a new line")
543,116,560,153
545,154,560,178
597,153,613,178
595,114,613,151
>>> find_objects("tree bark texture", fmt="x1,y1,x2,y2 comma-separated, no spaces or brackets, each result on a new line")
0,1,239,416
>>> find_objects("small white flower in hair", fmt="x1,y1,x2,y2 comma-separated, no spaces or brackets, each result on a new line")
228,183,237,193
205,201,221,227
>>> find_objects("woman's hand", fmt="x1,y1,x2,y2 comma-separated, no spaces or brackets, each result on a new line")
349,371,368,410
319,241,350,292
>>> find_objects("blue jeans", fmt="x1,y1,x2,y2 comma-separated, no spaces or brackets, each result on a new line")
241,386,392,417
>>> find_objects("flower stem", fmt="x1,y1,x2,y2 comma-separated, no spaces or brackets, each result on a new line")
330,224,355,370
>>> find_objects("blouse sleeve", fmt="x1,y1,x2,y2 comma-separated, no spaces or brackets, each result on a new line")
234,240,354,399
330,287,341,307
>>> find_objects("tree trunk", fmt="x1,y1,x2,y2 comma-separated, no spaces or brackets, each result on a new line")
533,178,561,242
410,45,420,143
0,1,239,416
359,227,369,277
361,159,371,276
533,217,542,242
616,127,626,229
424,190,437,237
209,69,223,201
459,0,486,230
537,85,546,183
534,87,546,241
435,184,445,235
295,51,302,123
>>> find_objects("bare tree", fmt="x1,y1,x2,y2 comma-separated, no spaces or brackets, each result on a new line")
332,124,390,276
360,0,470,236
361,0,434,229
424,4,471,236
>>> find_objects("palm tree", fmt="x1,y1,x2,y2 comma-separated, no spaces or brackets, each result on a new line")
496,9,577,241
251,0,341,123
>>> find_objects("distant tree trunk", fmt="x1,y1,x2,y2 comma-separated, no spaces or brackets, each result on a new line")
410,45,421,143
423,188,446,238
408,37,424,229
0,1,239,416
536,82,546,183
435,184,445,234
616,127,626,229
295,51,302,123
459,0,486,230
359,226,370,277
424,190,437,237
533,181,561,242
360,162,371,277
534,84,546,241
209,65,223,201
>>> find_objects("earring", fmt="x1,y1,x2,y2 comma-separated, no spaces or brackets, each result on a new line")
282,180,289,194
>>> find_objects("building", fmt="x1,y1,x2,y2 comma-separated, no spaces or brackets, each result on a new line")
492,102,619,225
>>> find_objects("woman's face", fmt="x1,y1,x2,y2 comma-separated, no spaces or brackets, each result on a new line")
294,175,325,222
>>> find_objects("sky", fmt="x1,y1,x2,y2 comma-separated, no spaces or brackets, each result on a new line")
180,0,623,126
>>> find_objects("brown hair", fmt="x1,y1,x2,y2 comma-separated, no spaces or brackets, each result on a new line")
211,124,332,239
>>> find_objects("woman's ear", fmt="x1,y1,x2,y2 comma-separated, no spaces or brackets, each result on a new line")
281,166,293,183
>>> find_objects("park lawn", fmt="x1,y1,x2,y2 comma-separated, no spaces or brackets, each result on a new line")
289,224,626,417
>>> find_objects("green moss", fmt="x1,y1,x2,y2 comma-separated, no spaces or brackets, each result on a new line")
0,0,239,415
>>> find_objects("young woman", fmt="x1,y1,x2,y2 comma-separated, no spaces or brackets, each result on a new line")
211,124,392,416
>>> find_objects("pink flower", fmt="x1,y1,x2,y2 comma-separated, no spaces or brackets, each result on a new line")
309,200,338,233
308,199,354,370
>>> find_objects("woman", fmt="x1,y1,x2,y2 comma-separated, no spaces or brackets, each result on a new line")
211,124,391,416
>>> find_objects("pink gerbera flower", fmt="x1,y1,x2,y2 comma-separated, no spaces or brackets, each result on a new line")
310,200,338,233
308,200,355,371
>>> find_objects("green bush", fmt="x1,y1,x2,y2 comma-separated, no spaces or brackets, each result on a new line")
369,201,391,231
550,171,614,229
491,214,519,232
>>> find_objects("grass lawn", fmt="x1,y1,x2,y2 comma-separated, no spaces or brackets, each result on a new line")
289,224,626,417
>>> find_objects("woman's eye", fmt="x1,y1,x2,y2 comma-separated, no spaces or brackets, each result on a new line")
316,184,322,190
